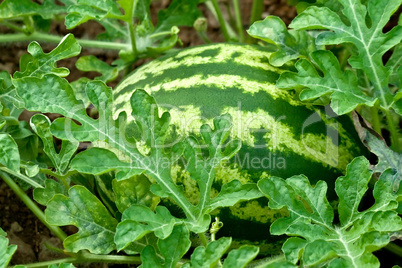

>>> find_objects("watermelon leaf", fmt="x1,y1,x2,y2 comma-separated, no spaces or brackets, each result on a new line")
0,133,20,172
258,156,402,267
14,34,81,79
141,224,191,268
30,114,79,175
283,0,401,114
0,227,17,268
247,16,321,67
45,185,119,254
75,55,119,83
277,50,377,114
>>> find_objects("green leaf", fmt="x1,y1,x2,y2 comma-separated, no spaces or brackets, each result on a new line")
282,237,307,264
14,34,81,79
247,16,321,66
65,0,121,29
45,185,118,254
0,71,24,112
0,228,17,268
289,0,402,112
0,0,66,19
258,156,402,267
33,179,68,206
112,174,160,213
30,114,79,174
158,224,191,267
360,119,402,186
115,205,180,251
185,237,231,268
222,245,259,268
204,180,264,213
76,55,119,82
0,133,20,172
277,50,377,114
140,225,191,268
155,0,202,33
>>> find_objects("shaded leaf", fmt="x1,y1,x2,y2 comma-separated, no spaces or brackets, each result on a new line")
185,237,231,268
112,174,160,213
33,179,68,206
76,55,119,82
30,114,78,174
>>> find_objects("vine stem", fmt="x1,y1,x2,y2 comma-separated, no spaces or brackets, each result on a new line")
17,253,142,268
0,172,67,241
0,32,131,50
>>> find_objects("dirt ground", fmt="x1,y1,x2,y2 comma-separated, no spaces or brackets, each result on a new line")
0,0,400,267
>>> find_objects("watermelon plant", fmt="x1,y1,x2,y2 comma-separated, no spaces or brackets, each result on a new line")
0,0,401,267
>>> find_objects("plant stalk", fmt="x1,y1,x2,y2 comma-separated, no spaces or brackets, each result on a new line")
385,242,402,258
1,172,68,241
0,32,131,50
232,0,244,42
383,109,401,151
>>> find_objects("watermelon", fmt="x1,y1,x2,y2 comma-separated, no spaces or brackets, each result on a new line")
113,43,367,254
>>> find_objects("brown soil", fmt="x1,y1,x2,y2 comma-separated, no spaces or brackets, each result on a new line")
1,0,400,267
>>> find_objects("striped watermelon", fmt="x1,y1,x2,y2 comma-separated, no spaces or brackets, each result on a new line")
113,43,367,254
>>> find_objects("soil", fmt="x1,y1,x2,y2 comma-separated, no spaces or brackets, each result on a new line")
0,0,401,267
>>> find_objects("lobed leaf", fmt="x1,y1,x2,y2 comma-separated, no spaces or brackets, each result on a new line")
75,55,119,82
286,0,402,113
33,179,68,206
247,16,321,66
115,205,180,251
14,34,81,79
30,114,78,174
277,50,376,114
258,156,402,267
45,185,118,254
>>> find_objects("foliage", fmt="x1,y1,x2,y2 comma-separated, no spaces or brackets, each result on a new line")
0,0,401,267
248,0,402,151
258,157,402,267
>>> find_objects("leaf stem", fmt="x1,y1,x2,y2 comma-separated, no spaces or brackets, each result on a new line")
0,32,131,50
232,0,244,42
0,20,26,33
383,109,401,151
128,21,138,58
0,172,68,241
0,166,43,188
198,232,209,246
385,242,402,258
369,106,382,134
